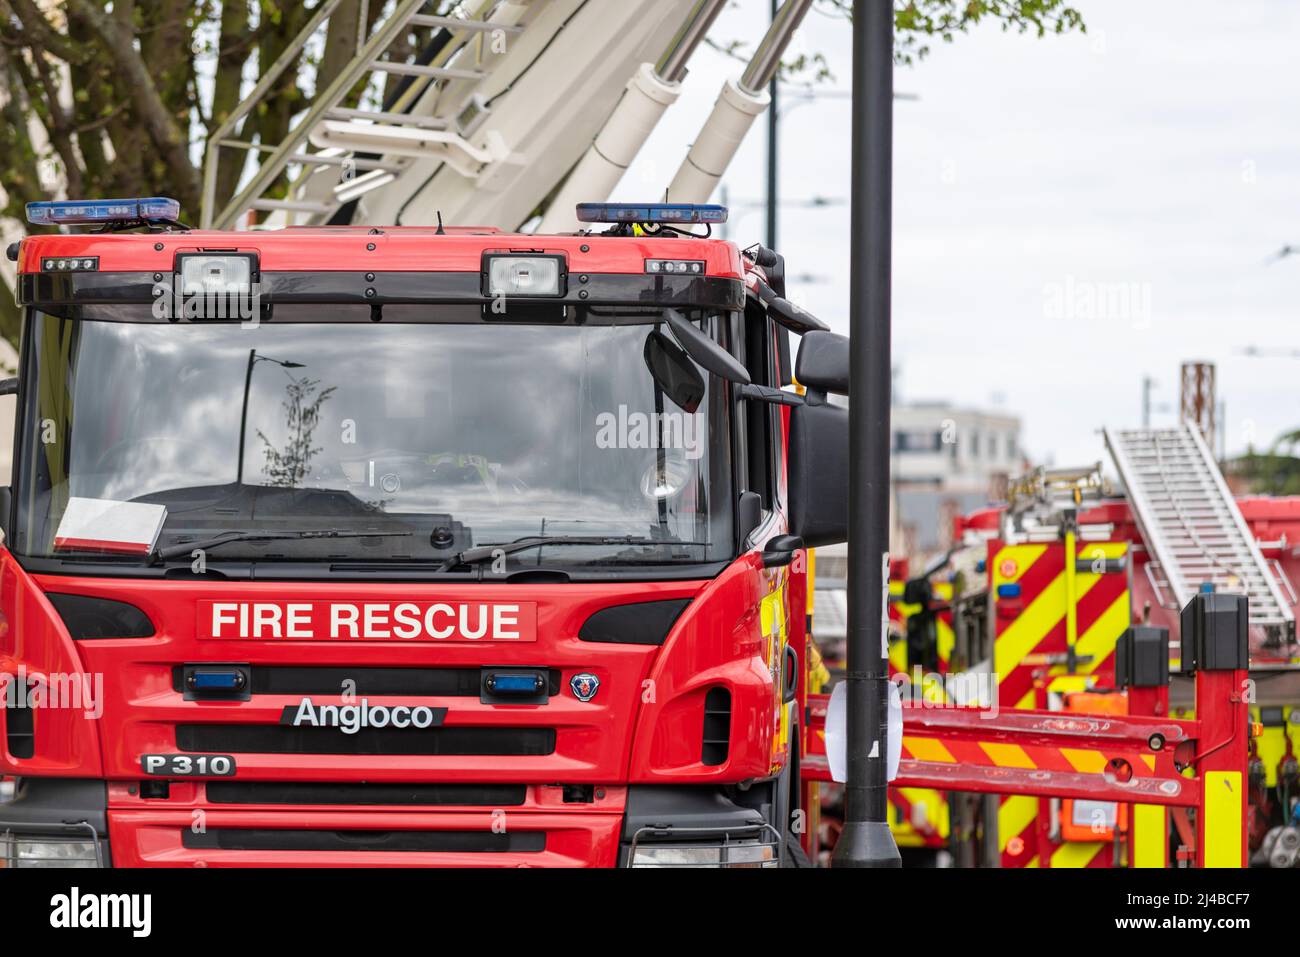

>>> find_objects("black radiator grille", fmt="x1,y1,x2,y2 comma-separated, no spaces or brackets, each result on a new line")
182,828,545,853
204,782,527,806
176,724,555,756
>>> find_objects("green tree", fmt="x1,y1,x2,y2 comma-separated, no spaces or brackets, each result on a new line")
0,0,430,344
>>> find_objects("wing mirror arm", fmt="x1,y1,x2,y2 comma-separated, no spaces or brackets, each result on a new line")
736,384,804,407
761,534,804,568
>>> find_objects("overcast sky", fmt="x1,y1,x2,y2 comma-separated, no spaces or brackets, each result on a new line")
620,0,1300,470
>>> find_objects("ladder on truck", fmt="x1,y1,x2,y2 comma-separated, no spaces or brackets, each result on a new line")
200,0,547,230
1104,424,1295,644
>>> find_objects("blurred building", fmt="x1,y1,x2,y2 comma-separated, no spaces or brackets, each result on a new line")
890,401,1024,556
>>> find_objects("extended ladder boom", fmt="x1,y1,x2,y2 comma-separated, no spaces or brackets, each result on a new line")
1104,424,1294,638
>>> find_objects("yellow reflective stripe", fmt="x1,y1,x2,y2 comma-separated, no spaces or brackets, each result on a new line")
1014,689,1037,710
995,573,1068,678
999,795,1037,851
906,736,956,764
889,637,908,673
981,742,1036,769
1064,529,1078,648
1051,841,1104,868
1204,771,1243,868
1075,591,1132,676
1060,748,1108,774
1131,804,1165,868
1046,675,1091,694
937,619,956,663
992,544,1048,587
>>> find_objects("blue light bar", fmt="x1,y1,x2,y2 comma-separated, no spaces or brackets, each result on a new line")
996,583,1022,599
576,202,728,225
25,197,181,226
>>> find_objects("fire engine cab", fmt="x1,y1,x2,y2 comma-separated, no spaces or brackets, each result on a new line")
0,197,849,868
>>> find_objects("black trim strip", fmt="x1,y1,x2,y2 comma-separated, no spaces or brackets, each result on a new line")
182,827,544,853
18,270,745,312
176,723,556,756
170,665,561,698
204,781,527,807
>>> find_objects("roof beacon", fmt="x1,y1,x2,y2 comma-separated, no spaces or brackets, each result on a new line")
575,202,728,226
25,197,182,227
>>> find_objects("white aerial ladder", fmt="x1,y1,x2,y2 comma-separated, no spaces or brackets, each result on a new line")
201,0,703,230
1105,424,1296,648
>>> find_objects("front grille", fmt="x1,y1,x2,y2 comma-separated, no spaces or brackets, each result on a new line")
176,724,555,756
182,828,545,853
205,782,527,806
171,666,561,697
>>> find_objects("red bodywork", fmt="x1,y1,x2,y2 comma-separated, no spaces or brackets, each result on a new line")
0,227,800,867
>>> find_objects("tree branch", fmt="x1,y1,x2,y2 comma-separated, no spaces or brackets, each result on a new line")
67,0,201,210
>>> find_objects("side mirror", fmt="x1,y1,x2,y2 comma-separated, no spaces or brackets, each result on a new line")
643,330,705,413
761,533,803,568
788,398,848,547
795,331,848,396
0,378,16,396
663,308,750,385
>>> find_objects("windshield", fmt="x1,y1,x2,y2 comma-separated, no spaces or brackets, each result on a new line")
13,309,734,572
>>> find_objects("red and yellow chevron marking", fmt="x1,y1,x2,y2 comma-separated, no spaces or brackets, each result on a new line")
992,541,1130,710
887,580,956,844
890,787,950,848
888,580,955,692
901,735,1159,778
903,721,1156,869
999,794,1039,867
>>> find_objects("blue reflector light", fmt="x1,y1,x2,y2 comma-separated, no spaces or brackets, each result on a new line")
189,671,245,691
485,673,544,695
25,197,181,226
576,202,728,225
996,583,1022,599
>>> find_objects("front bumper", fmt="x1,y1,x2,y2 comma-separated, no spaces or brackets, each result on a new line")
2,780,777,867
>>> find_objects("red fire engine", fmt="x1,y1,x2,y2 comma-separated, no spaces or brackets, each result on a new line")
0,197,845,868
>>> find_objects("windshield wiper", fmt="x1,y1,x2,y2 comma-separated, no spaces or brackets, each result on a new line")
438,535,708,572
151,529,412,563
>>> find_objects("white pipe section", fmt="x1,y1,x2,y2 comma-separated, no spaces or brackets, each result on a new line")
665,77,768,204
537,63,681,232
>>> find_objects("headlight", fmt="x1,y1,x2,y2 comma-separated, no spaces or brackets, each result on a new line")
484,254,565,297
178,252,256,297
0,831,100,868
630,838,777,868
